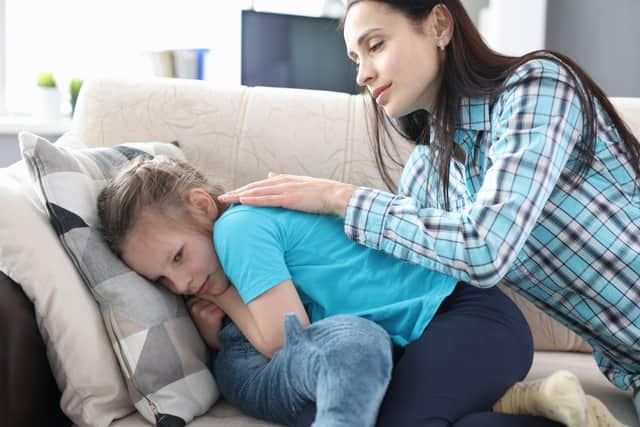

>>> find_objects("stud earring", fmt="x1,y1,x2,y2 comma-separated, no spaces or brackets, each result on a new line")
438,40,446,51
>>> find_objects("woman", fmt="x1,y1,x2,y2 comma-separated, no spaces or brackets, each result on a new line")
219,0,640,424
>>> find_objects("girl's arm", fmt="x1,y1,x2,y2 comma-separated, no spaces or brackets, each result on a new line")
186,297,225,350
210,279,309,358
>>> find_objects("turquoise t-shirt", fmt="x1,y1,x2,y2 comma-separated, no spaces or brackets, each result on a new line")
213,205,457,346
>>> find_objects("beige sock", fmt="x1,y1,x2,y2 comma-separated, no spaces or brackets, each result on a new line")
493,370,588,427
585,395,628,427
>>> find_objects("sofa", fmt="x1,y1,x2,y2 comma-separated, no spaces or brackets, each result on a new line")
1,77,639,427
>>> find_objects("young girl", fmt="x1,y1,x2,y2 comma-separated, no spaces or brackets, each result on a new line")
98,156,621,426
219,0,640,424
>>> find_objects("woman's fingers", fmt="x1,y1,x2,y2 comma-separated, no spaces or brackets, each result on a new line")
219,174,292,202
221,185,311,210
235,194,290,207
218,173,355,216
234,173,290,191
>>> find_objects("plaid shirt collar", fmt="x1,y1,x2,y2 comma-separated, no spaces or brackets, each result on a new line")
457,96,492,132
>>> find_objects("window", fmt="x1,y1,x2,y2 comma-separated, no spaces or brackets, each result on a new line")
2,0,249,114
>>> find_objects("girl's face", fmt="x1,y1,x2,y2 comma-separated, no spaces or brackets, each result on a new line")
343,1,446,117
121,200,229,299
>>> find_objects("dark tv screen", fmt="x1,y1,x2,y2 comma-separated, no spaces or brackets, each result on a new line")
241,10,358,94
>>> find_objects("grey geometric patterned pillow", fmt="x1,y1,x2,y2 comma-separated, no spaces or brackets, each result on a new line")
19,132,219,427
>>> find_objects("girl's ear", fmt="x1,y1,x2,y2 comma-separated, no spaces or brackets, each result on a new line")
186,188,219,221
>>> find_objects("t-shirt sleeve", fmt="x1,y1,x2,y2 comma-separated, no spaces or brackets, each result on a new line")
213,208,292,304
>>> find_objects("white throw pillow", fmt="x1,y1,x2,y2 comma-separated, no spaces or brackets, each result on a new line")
18,132,219,426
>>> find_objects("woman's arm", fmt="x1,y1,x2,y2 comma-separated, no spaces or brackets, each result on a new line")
343,62,585,287
209,279,309,358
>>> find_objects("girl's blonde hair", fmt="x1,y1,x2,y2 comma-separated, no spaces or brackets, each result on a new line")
97,155,225,256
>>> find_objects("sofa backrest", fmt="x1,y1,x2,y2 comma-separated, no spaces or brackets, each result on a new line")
69,78,640,353
71,78,410,194
70,79,640,190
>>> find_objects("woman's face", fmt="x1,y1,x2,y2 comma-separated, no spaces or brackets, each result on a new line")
343,1,445,117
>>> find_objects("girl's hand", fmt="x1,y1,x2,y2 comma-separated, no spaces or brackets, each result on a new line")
187,297,226,351
218,173,357,217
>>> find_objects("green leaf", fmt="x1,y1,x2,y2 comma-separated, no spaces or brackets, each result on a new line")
37,72,57,88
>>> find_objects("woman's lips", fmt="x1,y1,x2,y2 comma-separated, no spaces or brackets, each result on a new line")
371,83,391,104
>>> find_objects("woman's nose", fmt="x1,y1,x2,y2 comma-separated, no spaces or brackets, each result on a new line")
356,60,374,87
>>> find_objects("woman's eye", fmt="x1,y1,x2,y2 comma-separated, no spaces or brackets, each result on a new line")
174,248,184,263
369,40,383,53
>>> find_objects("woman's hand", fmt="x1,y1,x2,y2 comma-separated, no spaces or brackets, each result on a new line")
187,297,226,351
218,173,357,217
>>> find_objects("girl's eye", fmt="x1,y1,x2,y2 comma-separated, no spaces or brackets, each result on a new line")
369,40,384,53
174,247,184,263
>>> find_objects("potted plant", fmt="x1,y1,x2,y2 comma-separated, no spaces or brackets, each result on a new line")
36,72,62,119
69,79,83,117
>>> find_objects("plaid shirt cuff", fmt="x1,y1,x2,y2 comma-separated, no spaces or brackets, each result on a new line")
344,186,396,250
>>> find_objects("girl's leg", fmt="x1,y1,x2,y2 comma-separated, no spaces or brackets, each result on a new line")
376,283,562,427
214,314,393,427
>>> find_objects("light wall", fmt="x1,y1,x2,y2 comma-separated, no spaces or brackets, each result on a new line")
0,135,18,167
473,0,548,56
546,0,640,97
0,134,60,167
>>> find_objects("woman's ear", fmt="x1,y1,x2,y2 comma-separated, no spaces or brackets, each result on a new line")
186,188,219,221
428,4,454,48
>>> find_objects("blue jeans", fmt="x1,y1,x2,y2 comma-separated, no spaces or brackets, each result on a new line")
214,314,393,427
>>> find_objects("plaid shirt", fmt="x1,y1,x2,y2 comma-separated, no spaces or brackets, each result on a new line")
344,58,640,393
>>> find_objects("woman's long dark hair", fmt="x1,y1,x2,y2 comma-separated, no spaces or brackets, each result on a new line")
345,0,640,210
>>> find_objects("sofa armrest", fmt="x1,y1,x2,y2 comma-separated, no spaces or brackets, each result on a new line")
0,271,71,427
